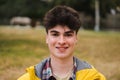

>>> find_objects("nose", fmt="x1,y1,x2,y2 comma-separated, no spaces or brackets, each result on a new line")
58,36,66,45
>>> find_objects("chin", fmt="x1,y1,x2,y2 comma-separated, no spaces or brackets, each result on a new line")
56,54,71,59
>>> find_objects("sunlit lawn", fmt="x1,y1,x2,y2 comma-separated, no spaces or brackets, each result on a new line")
0,26,120,80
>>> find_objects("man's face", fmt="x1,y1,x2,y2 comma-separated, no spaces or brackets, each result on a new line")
46,25,77,59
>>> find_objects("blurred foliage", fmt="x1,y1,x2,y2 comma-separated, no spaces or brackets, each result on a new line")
99,0,120,17
0,0,120,19
0,0,51,19
0,0,120,30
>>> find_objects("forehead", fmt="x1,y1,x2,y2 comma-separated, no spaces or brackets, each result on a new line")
48,25,75,33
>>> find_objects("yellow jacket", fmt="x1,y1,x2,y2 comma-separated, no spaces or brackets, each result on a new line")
18,58,106,80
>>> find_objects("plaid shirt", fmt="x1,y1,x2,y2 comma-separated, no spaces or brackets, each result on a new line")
41,58,77,80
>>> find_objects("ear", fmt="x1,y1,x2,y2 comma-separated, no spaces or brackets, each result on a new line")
75,36,78,44
46,34,48,44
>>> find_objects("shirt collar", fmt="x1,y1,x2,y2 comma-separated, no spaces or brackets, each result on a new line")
41,57,77,80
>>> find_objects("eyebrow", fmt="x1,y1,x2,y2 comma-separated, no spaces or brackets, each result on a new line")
50,30,59,33
50,30,74,34
65,30,74,34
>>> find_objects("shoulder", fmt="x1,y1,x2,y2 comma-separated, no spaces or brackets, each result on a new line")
17,66,40,80
17,66,34,80
76,68,106,80
75,58,106,80
75,57,92,71
17,58,49,80
17,73,30,80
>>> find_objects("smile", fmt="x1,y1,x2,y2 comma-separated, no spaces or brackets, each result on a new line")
56,47,68,52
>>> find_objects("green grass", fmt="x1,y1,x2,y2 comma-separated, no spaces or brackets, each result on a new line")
0,26,120,80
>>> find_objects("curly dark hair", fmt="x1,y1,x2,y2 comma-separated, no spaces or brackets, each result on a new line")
43,5,81,34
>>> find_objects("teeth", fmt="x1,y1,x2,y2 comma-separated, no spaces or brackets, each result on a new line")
56,47,67,49
58,48,65,51
56,47,68,52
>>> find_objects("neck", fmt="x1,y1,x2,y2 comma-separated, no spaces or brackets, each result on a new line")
50,56,74,78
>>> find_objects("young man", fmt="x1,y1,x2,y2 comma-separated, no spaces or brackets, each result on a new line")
18,5,106,80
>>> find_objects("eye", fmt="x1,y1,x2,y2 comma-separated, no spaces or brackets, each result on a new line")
51,33,59,36
64,33,73,37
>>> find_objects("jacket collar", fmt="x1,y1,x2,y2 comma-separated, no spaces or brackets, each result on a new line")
41,57,76,80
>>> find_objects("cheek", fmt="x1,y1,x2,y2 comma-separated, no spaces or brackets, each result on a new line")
68,40,76,47
47,38,56,45
68,38,77,45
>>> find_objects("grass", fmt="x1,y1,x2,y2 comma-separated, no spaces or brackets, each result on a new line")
0,26,120,80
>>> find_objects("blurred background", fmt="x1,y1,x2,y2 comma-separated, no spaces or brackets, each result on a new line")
0,0,120,31
0,0,120,80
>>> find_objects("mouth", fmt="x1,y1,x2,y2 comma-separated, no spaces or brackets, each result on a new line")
56,47,68,52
